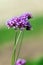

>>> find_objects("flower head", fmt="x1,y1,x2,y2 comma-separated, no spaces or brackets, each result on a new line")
15,58,26,65
6,12,32,30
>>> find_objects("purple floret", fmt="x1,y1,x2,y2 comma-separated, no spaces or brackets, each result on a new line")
24,12,32,19
15,58,26,65
26,22,31,30
20,12,32,20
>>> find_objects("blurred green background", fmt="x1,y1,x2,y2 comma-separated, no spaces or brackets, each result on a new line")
0,0,43,65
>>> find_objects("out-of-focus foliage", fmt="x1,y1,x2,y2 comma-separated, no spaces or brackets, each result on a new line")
26,57,43,65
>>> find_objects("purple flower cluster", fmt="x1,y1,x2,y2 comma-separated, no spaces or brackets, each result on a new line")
7,12,32,30
15,59,26,65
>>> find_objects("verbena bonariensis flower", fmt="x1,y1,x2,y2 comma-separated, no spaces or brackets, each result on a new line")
15,59,26,65
6,13,32,65
7,12,32,30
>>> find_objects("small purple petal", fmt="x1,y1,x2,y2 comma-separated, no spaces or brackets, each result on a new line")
21,59,26,65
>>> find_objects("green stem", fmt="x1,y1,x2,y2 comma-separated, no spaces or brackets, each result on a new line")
14,31,22,65
16,31,24,60
14,31,22,53
11,30,18,65
11,31,22,65
14,30,18,62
